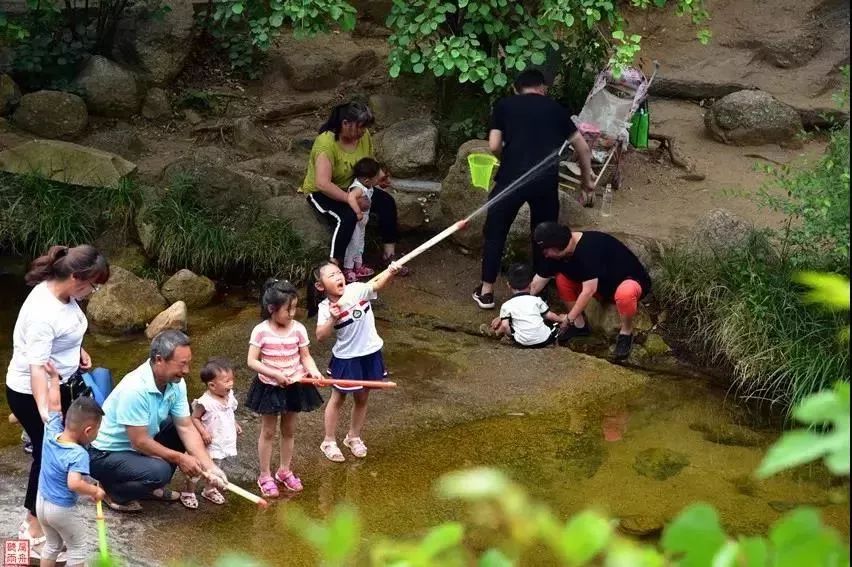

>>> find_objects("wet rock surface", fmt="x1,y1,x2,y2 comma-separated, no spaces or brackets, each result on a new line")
633,447,690,480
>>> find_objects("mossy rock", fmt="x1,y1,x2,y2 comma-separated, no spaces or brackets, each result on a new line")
555,427,605,480
618,515,665,537
689,420,763,447
642,333,671,358
107,245,150,277
633,448,689,480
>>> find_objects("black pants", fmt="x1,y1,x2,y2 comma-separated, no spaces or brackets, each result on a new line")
481,179,559,284
307,189,399,264
6,385,73,516
88,418,185,504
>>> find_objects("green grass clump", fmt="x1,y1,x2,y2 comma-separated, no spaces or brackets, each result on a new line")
657,231,849,413
142,176,320,281
0,173,140,257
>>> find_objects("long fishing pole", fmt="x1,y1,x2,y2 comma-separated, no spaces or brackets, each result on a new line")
363,140,570,282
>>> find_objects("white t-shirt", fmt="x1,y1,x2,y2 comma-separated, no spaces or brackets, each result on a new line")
193,390,238,460
499,293,553,346
6,282,88,394
317,282,383,358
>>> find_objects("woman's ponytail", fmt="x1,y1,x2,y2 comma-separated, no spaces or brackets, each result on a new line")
24,244,109,287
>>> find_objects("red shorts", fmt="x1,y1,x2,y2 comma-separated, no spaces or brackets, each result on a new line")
555,274,643,317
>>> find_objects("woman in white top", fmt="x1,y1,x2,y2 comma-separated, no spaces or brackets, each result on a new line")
4,244,109,554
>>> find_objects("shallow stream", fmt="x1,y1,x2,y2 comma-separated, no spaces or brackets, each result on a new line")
0,257,848,565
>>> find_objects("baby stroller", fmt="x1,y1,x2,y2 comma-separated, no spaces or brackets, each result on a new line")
559,61,659,205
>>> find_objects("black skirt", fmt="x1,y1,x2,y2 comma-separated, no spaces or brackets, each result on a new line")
244,376,323,414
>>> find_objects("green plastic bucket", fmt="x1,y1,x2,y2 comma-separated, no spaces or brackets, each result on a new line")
467,153,499,189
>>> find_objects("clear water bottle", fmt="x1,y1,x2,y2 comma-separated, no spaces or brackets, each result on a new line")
600,184,613,217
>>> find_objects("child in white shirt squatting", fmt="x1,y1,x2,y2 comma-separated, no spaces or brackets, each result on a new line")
181,358,240,508
343,158,385,283
245,279,324,498
37,362,105,567
308,259,401,462
491,263,568,348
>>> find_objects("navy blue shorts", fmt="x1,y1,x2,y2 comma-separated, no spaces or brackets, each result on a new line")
327,350,387,393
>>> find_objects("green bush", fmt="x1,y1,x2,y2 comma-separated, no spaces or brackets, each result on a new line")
198,0,356,77
759,128,850,274
142,176,320,280
656,232,849,412
0,0,163,89
385,0,709,97
0,173,140,257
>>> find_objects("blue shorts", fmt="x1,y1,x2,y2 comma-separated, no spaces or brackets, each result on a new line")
327,350,387,393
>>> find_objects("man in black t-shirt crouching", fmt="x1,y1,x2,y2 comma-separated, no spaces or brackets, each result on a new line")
473,69,594,311
529,221,652,360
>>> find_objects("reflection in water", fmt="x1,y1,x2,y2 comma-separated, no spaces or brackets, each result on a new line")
602,408,629,442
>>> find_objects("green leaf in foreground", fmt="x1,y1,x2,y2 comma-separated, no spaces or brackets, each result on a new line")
661,504,728,567
757,382,850,478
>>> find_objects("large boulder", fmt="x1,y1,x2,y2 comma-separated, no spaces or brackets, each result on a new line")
161,269,216,308
278,51,342,92
377,119,438,177
0,74,21,116
686,209,753,256
0,140,136,187
12,91,88,139
141,87,171,120
340,49,380,79
368,94,411,128
233,117,277,155
113,0,197,85
758,29,823,69
261,194,329,251
160,155,278,215
73,56,141,117
234,151,307,189
439,139,595,252
704,90,802,146
145,301,188,339
86,266,168,335
393,191,429,233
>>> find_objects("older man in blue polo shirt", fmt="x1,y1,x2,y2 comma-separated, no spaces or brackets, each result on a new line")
89,330,227,511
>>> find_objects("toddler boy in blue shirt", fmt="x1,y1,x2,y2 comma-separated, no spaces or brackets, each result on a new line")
37,362,105,567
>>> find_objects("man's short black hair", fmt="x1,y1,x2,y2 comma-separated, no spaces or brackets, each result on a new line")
200,357,234,384
506,264,534,291
534,221,572,250
65,396,104,429
514,69,548,91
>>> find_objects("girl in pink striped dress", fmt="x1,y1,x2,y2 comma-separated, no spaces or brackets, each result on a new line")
245,279,323,497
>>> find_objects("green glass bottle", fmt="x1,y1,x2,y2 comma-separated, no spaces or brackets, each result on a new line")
636,107,650,149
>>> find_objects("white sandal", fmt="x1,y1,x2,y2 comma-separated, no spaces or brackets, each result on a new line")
320,440,345,462
343,436,368,458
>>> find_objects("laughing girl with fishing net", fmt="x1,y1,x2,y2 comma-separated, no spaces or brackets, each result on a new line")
245,279,324,498
308,259,401,463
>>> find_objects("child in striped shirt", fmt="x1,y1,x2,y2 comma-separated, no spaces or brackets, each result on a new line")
245,279,324,497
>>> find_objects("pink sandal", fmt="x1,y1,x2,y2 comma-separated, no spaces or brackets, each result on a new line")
257,474,279,498
343,269,359,283
353,265,375,278
275,469,303,492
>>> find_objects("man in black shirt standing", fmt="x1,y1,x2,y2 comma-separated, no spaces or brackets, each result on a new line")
530,221,652,360
473,69,594,310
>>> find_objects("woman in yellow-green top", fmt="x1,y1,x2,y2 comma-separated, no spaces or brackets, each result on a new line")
302,102,408,275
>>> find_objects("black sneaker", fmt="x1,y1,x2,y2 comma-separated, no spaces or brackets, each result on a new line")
472,286,495,309
557,321,591,345
613,333,634,361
